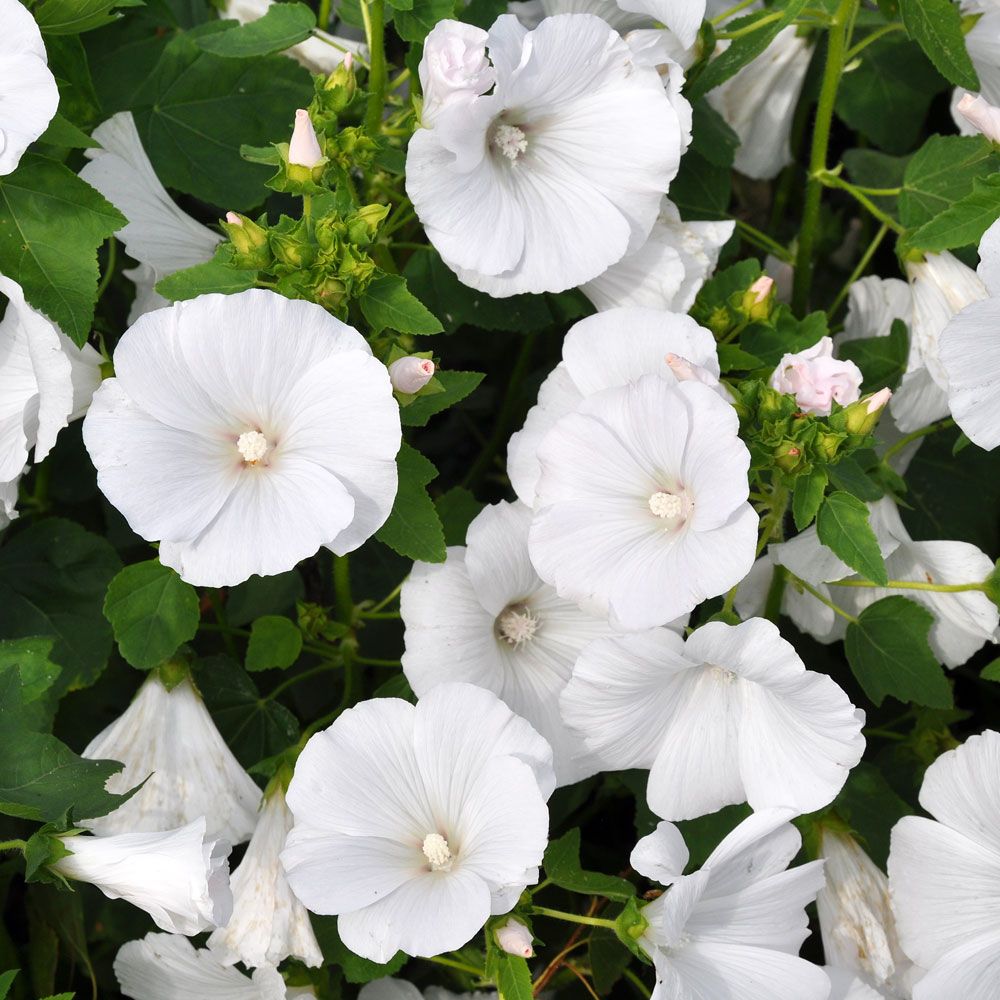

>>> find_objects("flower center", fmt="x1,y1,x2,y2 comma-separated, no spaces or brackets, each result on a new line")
496,605,539,646
648,491,684,519
422,833,453,871
236,430,269,465
491,123,527,162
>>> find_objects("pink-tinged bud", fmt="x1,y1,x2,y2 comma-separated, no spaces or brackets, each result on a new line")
865,386,892,414
842,387,892,436
225,211,242,225
495,918,534,958
769,337,863,416
957,92,1000,144
344,52,353,71
389,356,435,394
665,353,721,388
749,275,774,303
289,109,324,168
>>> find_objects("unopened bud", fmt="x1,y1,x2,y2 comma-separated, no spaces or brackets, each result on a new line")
843,387,892,436
957,92,1000,144
346,204,390,246
774,440,805,473
389,356,435,394
749,275,774,303
495,918,534,958
221,211,271,267
289,109,324,168
225,211,242,225
665,353,721,388
323,52,358,113
741,275,776,320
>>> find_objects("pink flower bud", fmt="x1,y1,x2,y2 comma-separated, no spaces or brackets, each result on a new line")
749,275,774,303
495,918,534,958
225,212,242,225
957,93,1000,144
389,356,435,394
865,386,892,414
769,337,863,416
344,52,354,71
665,353,721,388
289,109,324,168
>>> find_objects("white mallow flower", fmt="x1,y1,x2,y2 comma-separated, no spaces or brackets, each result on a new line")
282,682,554,963
561,618,865,820
0,0,58,176
222,0,365,73
817,829,914,997
581,198,734,313
955,92,1000,143
507,307,721,507
939,218,1000,450
82,289,401,586
401,500,648,786
630,809,831,1000
420,21,497,122
528,374,757,630
842,275,912,345
888,730,1000,1000
208,786,322,970
826,968,893,1000
116,933,313,1000
0,274,102,515
707,27,813,180
406,14,684,297
80,673,262,843
52,819,232,935
359,981,497,1000
769,336,863,416
79,112,222,323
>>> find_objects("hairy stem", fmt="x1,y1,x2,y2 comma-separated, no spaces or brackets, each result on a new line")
364,0,387,135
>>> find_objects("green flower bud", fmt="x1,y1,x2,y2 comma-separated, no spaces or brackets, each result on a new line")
221,212,272,269
346,203,390,246
842,388,892,436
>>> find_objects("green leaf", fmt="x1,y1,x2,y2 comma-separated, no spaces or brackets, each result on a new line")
907,174,1000,253
155,258,257,301
691,259,762,327
838,319,909,392
542,828,635,901
589,927,633,996
38,114,100,150
980,657,1000,681
816,492,889,585
494,953,533,1000
0,155,126,346
828,457,884,502
197,3,316,57
832,762,912,867
312,915,407,983
103,560,200,670
132,32,313,211
687,0,811,101
359,274,443,334
742,308,827,367
717,344,763,372
0,519,121,698
245,616,303,672
400,371,485,427
792,468,828,531
669,148,732,222
845,596,952,707
35,0,144,34
690,100,740,168
899,134,1000,231
843,148,910,218
0,970,16,1000
0,639,61,703
435,486,483,546
376,443,446,563
226,572,304,627
392,0,457,41
899,0,979,89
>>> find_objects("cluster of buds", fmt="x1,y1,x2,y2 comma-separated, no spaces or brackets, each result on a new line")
697,271,777,339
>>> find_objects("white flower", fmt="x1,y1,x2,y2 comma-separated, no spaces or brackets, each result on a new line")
528,374,757,629
79,112,222,323
0,476,18,531
53,819,232,935
0,0,58,176
561,617,865,820
955,92,1000,142
951,5,1000,133
631,809,831,1000
359,981,497,1000
420,21,497,122
817,829,914,997
406,14,684,296
208,786,322,970
826,968,893,1000
770,336,863,416
0,274,102,517
939,218,1000,450
221,0,364,74
581,198,734,313
282,682,554,962
80,672,262,843
288,109,324,168
707,27,813,180
389,356,436,394
888,730,1000,1000
495,918,534,957
82,288,401,586
401,500,643,785
842,276,912,345
507,307,721,507
115,933,310,1000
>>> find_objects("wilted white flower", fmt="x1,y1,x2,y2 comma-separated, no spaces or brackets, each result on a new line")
888,730,1000,1000
83,289,401,586
528,375,757,629
495,918,534,958
0,476,17,531
951,3,1000,134
208,786,322,970
561,618,865,819
0,0,59,176
389,356,435,394
0,274,102,519
53,819,232,935
826,968,893,1000
282,683,554,962
955,92,1000,142
80,672,261,843
406,14,684,296
116,933,311,999
507,307,721,506
420,21,497,121
79,112,222,322
707,27,813,180
401,500,632,785
770,336,863,415
288,109,324,168
631,809,830,999
581,199,734,313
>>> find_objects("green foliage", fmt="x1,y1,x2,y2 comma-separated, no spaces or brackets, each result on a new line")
435,487,483,546
0,640,61,705
392,0,458,41
312,916,407,982
817,492,889,585
400,371,485,426
197,3,317,56
360,274,444,334
832,762,912,866
376,443,447,562
245,616,303,672
670,101,736,221
905,174,1000,253
156,257,258,301
589,927,633,995
899,0,979,90
792,468,828,531
838,320,909,392
34,0,144,34
542,829,635,901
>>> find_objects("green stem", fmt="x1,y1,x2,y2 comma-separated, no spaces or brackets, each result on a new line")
368,581,403,614
426,956,486,977
865,726,906,741
828,222,889,318
532,906,618,930
333,555,353,626
710,0,757,23
764,563,788,622
787,573,859,624
311,31,371,69
792,0,859,313
96,238,117,302
736,219,793,263
318,0,332,29
882,418,954,462
623,970,652,1000
364,0,387,135
0,840,26,853
716,10,783,38
829,578,986,594
845,21,906,61
818,173,905,234
355,656,401,667
266,663,334,701
755,484,790,558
